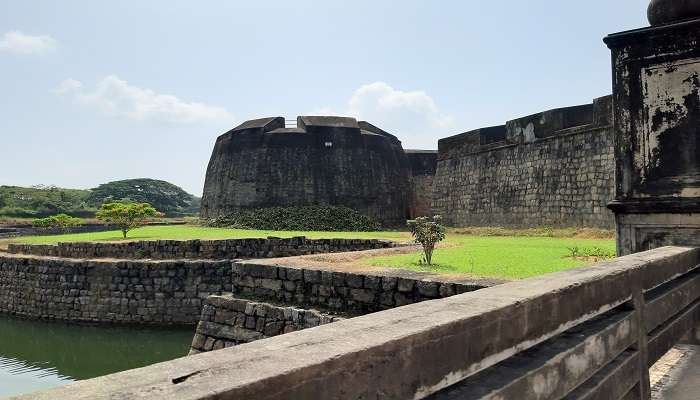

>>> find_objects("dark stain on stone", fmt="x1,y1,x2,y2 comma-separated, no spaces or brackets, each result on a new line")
644,73,700,193
172,370,203,384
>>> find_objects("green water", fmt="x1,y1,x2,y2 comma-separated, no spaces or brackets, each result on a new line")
0,316,194,398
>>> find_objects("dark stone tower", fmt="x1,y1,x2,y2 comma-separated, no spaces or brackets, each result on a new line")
605,1,700,255
200,116,413,226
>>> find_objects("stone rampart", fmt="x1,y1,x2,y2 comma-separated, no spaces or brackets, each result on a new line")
0,254,231,324
231,260,485,313
433,96,615,229
406,150,438,218
189,295,343,354
200,116,413,225
7,237,394,260
0,247,477,325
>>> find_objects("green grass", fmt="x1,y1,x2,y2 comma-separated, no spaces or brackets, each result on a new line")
363,235,616,280
0,225,410,246
0,225,617,280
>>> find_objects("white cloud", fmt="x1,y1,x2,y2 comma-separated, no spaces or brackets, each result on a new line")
53,78,83,94
315,82,454,149
0,31,57,54
56,75,234,124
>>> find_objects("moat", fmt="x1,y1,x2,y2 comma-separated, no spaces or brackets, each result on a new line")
0,316,192,398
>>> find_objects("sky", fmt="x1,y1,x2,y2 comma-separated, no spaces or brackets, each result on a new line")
0,0,650,196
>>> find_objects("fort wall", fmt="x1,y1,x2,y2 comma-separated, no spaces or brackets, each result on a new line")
230,259,485,314
406,150,438,218
432,96,616,228
0,244,486,326
0,254,232,325
200,117,413,226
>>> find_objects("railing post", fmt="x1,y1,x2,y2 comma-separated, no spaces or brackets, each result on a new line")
630,289,651,399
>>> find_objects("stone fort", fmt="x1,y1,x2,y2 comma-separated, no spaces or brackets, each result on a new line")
202,96,615,228
9,1,700,399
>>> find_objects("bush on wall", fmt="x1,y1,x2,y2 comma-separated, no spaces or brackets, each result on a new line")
205,206,382,232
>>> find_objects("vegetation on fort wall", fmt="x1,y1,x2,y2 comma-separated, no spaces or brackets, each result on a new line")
205,206,382,232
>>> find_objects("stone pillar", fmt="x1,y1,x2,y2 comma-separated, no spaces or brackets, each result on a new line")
605,1,700,256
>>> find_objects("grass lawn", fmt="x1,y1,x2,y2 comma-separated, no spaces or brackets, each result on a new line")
0,225,616,280
0,225,411,247
363,235,616,280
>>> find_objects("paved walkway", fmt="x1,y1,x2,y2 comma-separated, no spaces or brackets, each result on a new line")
651,345,700,400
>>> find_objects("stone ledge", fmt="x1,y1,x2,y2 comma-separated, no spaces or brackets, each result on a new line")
7,237,399,260
189,294,345,354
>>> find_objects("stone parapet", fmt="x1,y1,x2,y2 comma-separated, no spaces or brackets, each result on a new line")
7,237,396,260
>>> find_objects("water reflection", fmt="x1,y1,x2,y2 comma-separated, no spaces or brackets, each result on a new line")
0,316,193,398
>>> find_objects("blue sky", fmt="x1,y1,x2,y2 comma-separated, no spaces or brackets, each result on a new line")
0,1,649,195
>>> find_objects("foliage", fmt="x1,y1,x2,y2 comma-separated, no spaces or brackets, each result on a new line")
32,214,84,232
87,179,198,217
205,206,382,231
0,185,95,218
95,202,161,239
566,245,615,259
451,226,614,239
407,215,446,266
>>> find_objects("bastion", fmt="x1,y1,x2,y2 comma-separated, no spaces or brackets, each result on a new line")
201,116,435,226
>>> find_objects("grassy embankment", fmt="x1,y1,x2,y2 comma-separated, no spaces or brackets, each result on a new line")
0,225,616,280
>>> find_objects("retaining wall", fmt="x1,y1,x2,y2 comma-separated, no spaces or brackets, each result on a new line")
232,260,486,313
0,254,232,324
7,237,394,260
190,295,343,354
0,248,482,325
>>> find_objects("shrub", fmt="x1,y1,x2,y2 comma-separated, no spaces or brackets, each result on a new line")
407,215,446,266
567,245,615,259
96,202,161,239
32,213,83,233
205,206,382,232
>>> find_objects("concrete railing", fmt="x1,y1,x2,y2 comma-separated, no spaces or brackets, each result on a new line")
14,246,700,400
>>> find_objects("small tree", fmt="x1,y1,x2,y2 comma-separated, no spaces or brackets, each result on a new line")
407,215,446,266
96,202,160,239
33,213,83,233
